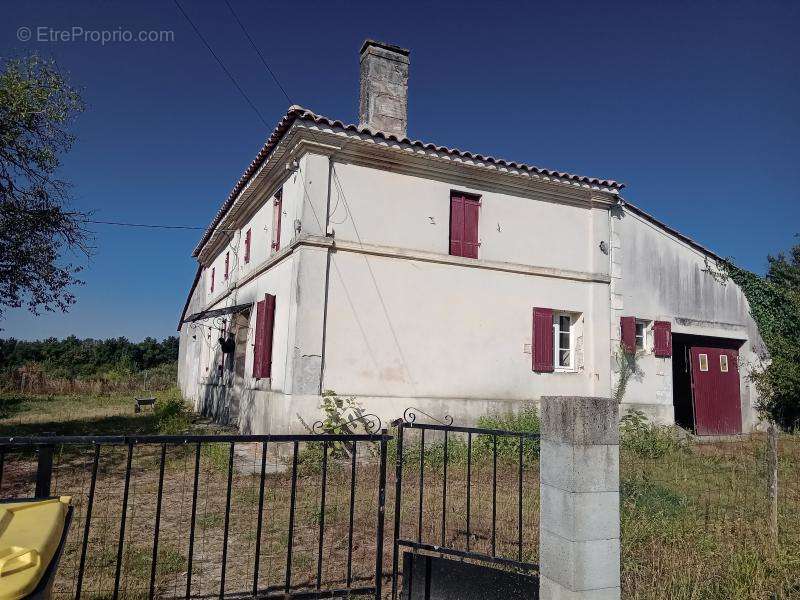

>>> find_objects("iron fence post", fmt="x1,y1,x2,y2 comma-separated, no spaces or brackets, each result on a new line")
34,434,55,498
375,429,389,600
391,421,405,600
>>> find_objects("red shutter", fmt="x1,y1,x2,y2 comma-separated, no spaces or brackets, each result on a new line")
211,267,215,293
261,294,276,377
272,190,282,251
620,316,636,353
463,199,480,258
224,252,230,279
653,320,672,357
253,299,266,378
532,307,554,372
244,229,251,264
449,194,464,256
450,192,480,258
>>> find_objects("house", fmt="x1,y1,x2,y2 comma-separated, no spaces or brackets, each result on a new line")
178,40,764,436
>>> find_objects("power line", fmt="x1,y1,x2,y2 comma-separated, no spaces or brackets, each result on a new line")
85,219,206,230
223,0,294,105
173,0,270,128
83,219,236,232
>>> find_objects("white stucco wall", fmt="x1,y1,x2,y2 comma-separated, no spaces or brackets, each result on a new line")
611,205,763,430
321,249,611,421
327,160,607,276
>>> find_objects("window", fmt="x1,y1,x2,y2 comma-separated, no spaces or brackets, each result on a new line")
224,252,230,280
449,191,480,259
210,267,215,293
271,189,283,252
635,321,645,349
554,313,574,370
720,354,729,372
253,294,276,379
698,353,708,372
244,228,251,264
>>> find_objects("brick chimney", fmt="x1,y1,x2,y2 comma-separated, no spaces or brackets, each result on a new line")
358,40,410,138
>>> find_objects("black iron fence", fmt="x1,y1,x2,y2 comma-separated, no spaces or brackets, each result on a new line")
0,433,390,600
389,409,541,600
0,414,543,600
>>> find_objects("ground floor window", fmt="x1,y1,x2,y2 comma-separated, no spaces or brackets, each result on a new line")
635,321,646,349
553,312,575,370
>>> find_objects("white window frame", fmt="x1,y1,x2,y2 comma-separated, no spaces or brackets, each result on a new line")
635,320,647,350
553,312,576,372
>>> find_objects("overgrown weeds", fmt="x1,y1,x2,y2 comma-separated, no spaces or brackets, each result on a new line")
620,409,685,459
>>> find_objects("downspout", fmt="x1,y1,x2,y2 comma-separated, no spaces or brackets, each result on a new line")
318,156,335,395
609,195,624,399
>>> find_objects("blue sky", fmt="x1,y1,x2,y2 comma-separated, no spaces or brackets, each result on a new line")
2,0,798,341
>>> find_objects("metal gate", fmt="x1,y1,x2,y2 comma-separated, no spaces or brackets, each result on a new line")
389,409,540,599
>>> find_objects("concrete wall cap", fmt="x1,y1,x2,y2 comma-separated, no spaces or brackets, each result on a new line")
540,396,619,445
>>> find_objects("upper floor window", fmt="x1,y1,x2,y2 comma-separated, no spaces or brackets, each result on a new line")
210,267,215,293
449,191,480,259
224,251,230,279
244,228,251,264
271,188,283,252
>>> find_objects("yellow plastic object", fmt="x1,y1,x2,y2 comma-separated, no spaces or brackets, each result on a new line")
0,497,71,600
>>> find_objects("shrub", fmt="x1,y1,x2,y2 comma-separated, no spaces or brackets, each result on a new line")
475,402,541,461
154,390,190,434
620,409,683,459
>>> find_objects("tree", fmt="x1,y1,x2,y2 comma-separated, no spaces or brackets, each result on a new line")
0,55,90,322
720,240,800,430
766,240,800,298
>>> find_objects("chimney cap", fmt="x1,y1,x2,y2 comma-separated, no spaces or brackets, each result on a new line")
359,39,410,58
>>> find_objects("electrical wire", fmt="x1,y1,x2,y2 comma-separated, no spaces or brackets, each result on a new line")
173,0,270,128
222,0,293,105
81,219,237,232
84,219,204,230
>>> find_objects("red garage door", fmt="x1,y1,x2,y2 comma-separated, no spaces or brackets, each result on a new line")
690,347,742,435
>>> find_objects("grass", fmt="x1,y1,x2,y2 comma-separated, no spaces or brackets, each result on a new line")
0,387,202,437
620,435,800,599
1,393,799,598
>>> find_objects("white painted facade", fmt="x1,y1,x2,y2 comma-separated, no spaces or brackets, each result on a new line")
178,42,763,435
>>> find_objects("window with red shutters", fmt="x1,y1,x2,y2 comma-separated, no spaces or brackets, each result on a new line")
210,267,215,293
620,316,636,353
271,189,283,252
449,191,480,258
224,252,230,280
653,320,672,357
532,307,554,372
261,294,276,377
244,229,251,264
253,299,265,378
252,294,277,379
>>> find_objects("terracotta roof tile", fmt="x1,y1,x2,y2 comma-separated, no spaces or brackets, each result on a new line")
193,106,624,256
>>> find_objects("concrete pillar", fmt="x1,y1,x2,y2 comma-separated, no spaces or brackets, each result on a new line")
539,396,620,600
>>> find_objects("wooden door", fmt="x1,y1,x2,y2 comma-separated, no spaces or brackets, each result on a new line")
690,347,742,435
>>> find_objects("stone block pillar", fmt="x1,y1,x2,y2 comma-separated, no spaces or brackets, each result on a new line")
539,396,620,600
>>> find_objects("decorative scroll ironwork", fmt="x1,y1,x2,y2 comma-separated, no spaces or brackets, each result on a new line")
402,407,454,426
312,413,384,435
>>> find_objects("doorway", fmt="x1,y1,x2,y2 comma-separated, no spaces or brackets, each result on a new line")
672,334,743,435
